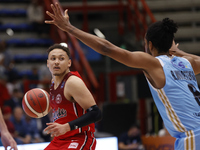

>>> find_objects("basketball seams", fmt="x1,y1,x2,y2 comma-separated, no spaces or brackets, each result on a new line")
32,89,45,117
38,88,50,116
24,92,43,118
23,88,50,118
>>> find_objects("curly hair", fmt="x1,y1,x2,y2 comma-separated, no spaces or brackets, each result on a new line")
145,18,178,53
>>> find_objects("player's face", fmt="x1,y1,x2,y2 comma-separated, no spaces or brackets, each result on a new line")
47,48,71,76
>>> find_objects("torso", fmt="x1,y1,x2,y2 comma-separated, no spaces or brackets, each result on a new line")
49,71,95,139
143,57,166,89
146,55,200,137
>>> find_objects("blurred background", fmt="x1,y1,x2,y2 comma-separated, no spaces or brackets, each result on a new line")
0,0,200,149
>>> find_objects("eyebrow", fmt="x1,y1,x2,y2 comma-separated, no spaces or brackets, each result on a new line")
50,54,66,57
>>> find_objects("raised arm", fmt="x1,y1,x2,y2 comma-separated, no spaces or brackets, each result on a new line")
170,41,200,75
45,3,158,71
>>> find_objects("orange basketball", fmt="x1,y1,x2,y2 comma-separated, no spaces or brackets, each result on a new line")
22,88,51,118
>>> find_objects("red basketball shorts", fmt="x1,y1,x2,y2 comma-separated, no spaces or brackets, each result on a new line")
44,131,96,150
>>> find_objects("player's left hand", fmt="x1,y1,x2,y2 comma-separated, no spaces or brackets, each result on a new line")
169,41,180,56
44,122,70,137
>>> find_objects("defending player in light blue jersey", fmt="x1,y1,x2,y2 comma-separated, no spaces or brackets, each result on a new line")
45,3,200,149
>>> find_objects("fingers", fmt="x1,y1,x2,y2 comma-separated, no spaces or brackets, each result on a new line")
64,9,68,17
10,144,18,150
45,20,54,24
44,123,58,136
46,11,55,19
55,2,63,16
45,11,55,25
50,4,57,15
10,142,17,150
44,123,53,132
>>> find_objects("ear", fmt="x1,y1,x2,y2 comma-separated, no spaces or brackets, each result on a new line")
68,59,72,68
47,59,49,68
148,41,153,53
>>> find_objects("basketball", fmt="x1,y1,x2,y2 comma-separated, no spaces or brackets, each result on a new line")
22,88,51,118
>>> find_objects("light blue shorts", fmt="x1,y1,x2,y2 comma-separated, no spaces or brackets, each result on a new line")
175,127,200,150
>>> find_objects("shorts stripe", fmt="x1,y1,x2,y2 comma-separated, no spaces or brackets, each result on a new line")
185,130,195,150
80,131,88,150
89,134,95,150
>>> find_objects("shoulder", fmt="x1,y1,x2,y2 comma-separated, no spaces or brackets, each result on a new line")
182,55,193,62
65,75,85,88
182,56,200,75
67,75,83,83
182,56,195,67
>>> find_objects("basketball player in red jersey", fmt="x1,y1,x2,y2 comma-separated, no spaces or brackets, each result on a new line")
43,44,102,150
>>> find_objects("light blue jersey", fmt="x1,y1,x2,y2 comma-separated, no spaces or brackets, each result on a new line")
146,55,200,150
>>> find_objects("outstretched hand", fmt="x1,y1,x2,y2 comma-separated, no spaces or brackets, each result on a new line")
45,3,71,32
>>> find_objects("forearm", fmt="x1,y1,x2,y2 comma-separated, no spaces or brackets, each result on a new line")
175,49,200,59
68,105,102,130
0,108,8,132
64,24,114,56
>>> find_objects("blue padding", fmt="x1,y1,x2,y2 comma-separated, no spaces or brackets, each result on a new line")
79,41,101,61
0,8,26,16
6,38,54,46
0,23,33,31
18,70,32,77
14,54,48,61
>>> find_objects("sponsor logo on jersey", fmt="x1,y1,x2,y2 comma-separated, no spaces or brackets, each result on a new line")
56,94,62,104
68,142,79,149
53,107,67,122
171,57,188,70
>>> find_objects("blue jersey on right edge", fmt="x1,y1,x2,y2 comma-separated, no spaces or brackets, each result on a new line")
146,55,200,150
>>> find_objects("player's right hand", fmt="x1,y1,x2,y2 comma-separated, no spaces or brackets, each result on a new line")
45,3,71,32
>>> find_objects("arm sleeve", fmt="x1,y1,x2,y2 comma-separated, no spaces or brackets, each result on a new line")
68,105,102,130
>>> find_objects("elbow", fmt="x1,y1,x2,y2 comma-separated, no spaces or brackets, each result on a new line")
87,105,102,123
100,41,113,56
95,109,102,123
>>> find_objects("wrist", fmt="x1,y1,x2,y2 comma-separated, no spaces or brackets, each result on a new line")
67,24,76,34
65,123,71,131
68,122,78,131
1,128,9,135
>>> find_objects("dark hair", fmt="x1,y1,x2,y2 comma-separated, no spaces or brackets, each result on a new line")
47,43,71,58
146,18,178,53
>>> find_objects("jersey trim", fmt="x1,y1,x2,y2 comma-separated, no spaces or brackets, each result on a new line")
80,131,88,150
145,68,187,133
73,103,78,117
148,56,187,133
89,132,95,150
157,89,186,132
185,130,195,150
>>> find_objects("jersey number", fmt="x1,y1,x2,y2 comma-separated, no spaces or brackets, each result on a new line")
188,84,200,106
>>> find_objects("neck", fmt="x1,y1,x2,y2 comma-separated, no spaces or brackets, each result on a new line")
53,70,70,87
155,51,170,57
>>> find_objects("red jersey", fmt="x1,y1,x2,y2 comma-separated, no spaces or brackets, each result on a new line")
49,71,95,140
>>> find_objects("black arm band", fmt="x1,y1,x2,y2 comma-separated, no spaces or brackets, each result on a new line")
68,105,102,130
